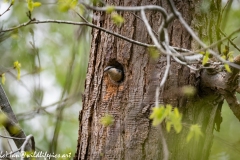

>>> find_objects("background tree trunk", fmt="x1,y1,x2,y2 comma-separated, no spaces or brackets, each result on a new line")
75,0,222,159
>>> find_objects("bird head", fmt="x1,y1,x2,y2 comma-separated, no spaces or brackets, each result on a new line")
104,66,123,83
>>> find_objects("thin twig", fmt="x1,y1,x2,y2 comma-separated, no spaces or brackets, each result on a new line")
83,3,240,69
21,134,35,160
0,134,26,140
16,93,80,120
140,9,166,54
2,3,239,68
0,3,12,17
159,29,172,88
131,12,159,37
222,0,233,13
1,19,154,48
73,9,89,23
160,54,171,88
82,3,168,19
215,135,240,154
219,29,240,52
170,46,193,53
159,125,169,160
198,27,240,52
168,0,240,69
157,21,165,38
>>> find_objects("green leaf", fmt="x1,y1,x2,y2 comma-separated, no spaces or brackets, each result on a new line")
11,0,15,5
170,108,182,133
166,121,172,132
173,107,180,117
173,122,182,133
165,105,173,132
224,63,232,73
221,55,226,60
111,12,125,26
222,45,229,56
163,106,182,133
0,113,19,134
106,6,115,14
1,73,5,85
181,85,196,96
202,52,209,65
149,105,168,126
13,61,21,80
0,113,8,126
165,104,172,114
33,2,41,7
148,47,160,60
150,104,182,133
227,51,234,62
27,0,33,12
186,128,194,142
58,0,77,12
187,124,203,143
91,0,100,6
27,0,41,12
100,114,114,127
70,0,77,8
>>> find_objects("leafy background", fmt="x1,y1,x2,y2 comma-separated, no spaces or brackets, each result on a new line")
210,1,240,160
0,0,240,159
0,0,90,155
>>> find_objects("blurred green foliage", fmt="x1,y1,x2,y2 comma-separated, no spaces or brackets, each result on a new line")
0,0,90,156
210,1,240,160
210,99,240,160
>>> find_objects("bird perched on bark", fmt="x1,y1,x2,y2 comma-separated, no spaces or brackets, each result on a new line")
104,66,123,83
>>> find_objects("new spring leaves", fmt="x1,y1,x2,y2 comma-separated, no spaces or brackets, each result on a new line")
150,104,203,143
58,1,125,26
201,46,234,73
26,0,41,12
106,6,125,26
6,0,41,12
150,105,182,132
13,61,21,80
0,61,21,84
100,103,203,143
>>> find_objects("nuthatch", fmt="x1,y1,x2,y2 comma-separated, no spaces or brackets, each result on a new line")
104,66,123,83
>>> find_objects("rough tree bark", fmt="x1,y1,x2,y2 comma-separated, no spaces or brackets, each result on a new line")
75,0,228,160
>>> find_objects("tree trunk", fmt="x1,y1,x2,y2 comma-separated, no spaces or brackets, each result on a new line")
75,0,222,159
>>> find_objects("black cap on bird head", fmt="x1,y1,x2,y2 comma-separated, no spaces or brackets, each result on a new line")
104,66,114,72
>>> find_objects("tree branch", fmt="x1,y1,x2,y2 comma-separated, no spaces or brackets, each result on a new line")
167,0,240,70
1,19,154,48
0,3,12,17
82,4,169,19
222,91,240,121
21,134,35,160
219,29,240,52
1,3,240,70
140,9,166,54
79,3,240,70
0,84,32,151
